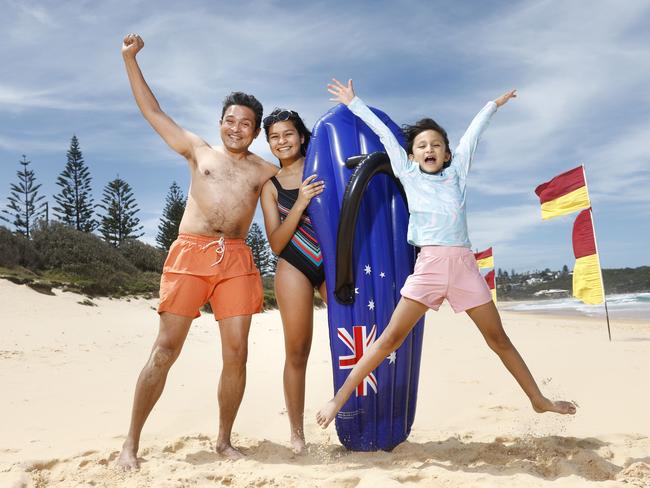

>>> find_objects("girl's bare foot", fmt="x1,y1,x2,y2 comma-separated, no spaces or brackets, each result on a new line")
216,442,245,460
532,397,577,415
290,435,307,455
316,400,338,428
116,442,139,470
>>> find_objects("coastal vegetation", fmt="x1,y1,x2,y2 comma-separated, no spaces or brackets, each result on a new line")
0,136,644,307
1,220,646,306
0,137,285,307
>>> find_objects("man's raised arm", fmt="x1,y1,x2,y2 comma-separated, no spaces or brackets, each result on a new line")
121,34,204,161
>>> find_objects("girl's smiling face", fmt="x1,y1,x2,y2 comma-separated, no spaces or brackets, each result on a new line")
410,129,451,174
267,120,304,164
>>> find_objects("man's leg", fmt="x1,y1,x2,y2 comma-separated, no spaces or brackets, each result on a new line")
117,312,193,469
215,314,252,459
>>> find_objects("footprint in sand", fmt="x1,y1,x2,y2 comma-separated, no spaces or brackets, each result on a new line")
0,350,24,359
394,472,424,483
183,450,220,465
322,474,361,488
21,458,59,472
488,405,518,412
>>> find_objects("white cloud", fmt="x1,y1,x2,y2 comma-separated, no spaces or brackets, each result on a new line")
456,0,650,197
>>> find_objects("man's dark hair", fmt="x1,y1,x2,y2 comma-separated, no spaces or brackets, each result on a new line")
263,109,312,158
402,118,452,168
221,92,264,130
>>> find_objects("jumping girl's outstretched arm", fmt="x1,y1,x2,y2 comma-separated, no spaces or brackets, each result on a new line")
328,78,410,177
495,89,517,107
454,89,517,178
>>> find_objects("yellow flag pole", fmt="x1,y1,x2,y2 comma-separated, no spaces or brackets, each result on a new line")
582,165,611,341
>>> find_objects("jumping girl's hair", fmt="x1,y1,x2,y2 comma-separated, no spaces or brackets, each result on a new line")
402,118,452,169
262,108,312,158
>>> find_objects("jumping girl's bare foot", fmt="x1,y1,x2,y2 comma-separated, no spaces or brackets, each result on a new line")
532,396,577,415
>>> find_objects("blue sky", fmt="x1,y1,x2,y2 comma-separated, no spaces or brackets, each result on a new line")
1,0,649,271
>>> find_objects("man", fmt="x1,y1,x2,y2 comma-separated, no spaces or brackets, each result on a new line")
117,33,278,469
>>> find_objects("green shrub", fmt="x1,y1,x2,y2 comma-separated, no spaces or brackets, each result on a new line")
260,274,325,309
122,271,160,295
0,226,40,268
262,275,276,310
119,238,165,272
0,226,21,267
263,288,278,310
31,222,136,275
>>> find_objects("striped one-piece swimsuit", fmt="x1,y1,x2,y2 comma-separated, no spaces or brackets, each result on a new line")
270,176,325,287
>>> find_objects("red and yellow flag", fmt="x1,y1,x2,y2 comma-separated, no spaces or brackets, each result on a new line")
572,209,604,304
483,269,497,302
535,165,591,220
474,247,494,269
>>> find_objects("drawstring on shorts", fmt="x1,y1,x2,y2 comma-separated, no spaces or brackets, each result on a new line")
201,237,225,266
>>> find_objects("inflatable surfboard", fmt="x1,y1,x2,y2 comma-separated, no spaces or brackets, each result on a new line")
304,104,425,451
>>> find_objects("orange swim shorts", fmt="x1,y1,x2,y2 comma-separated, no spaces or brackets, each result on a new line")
158,233,263,321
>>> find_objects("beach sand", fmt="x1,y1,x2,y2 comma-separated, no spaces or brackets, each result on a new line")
1,279,649,487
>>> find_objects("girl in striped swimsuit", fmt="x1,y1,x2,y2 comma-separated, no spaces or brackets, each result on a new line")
260,108,326,453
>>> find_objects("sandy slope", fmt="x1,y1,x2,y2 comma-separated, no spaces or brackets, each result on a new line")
1,280,649,487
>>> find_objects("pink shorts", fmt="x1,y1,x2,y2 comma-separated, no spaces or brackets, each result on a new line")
400,246,492,313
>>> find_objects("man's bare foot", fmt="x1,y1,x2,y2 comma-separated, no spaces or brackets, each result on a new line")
216,442,245,460
316,400,338,428
532,397,577,415
290,435,307,455
116,443,139,470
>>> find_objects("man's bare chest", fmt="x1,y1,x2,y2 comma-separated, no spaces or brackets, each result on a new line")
195,158,261,197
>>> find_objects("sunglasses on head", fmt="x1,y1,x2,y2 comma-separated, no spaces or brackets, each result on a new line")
263,110,299,127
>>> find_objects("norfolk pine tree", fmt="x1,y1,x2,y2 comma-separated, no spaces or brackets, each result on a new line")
156,181,186,251
246,222,274,275
98,176,144,246
1,155,46,238
53,135,97,232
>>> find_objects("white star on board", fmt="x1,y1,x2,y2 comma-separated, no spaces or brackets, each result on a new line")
380,272,386,278
368,300,375,310
387,352,397,364
354,287,359,295
364,265,372,275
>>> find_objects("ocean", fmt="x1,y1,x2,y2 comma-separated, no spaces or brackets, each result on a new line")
500,292,650,322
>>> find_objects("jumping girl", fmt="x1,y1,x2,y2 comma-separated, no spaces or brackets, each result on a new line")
316,79,576,429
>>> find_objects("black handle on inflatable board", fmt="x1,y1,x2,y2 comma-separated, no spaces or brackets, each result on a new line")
345,155,367,168
335,151,405,304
